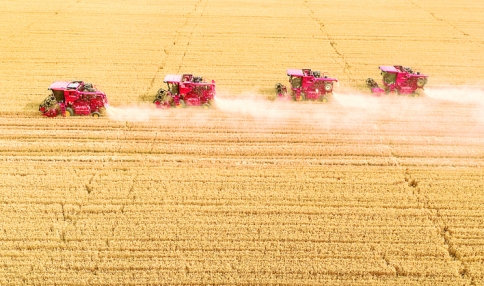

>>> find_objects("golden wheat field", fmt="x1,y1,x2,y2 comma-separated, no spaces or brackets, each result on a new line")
1,0,484,285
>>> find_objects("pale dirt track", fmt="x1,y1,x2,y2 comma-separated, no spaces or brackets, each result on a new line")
1,0,484,285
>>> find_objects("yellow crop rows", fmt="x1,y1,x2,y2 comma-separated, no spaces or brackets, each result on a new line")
1,0,484,284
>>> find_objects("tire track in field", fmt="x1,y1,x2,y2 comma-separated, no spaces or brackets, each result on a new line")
143,0,209,98
303,1,353,80
407,0,484,47
404,169,475,285
177,0,209,73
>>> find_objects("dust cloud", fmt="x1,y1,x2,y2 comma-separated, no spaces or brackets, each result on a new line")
106,103,213,127
214,93,291,121
107,87,483,134
425,86,484,126
425,86,484,105
106,105,167,122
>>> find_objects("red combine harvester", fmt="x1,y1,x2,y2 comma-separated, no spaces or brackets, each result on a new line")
154,74,216,109
39,81,108,117
275,68,338,102
366,66,429,96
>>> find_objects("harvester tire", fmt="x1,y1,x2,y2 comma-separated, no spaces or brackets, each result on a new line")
320,96,328,103
92,112,101,117
412,92,420,97
202,103,210,109
298,93,306,101
65,107,74,117
324,83,332,92
417,78,426,88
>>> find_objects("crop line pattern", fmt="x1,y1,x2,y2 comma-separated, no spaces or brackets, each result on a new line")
404,169,475,285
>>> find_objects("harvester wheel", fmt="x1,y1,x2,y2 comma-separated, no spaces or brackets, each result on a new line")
417,78,426,88
320,96,328,103
91,112,101,117
412,92,420,97
298,93,306,101
202,103,210,109
176,99,186,108
324,83,333,92
65,107,74,117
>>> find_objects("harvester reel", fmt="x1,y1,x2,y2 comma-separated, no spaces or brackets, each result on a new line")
366,78,379,89
39,94,58,111
43,95,57,107
275,83,287,96
154,88,173,104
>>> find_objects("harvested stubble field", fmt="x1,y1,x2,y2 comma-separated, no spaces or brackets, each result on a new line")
1,0,484,285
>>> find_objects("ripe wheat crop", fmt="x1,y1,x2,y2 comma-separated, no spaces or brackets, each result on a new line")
1,0,484,285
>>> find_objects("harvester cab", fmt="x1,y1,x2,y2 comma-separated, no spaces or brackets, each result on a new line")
275,68,338,102
366,65,428,96
154,74,216,109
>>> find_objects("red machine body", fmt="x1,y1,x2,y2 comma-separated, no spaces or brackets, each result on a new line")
154,74,216,109
366,66,429,96
39,81,109,117
275,68,338,102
